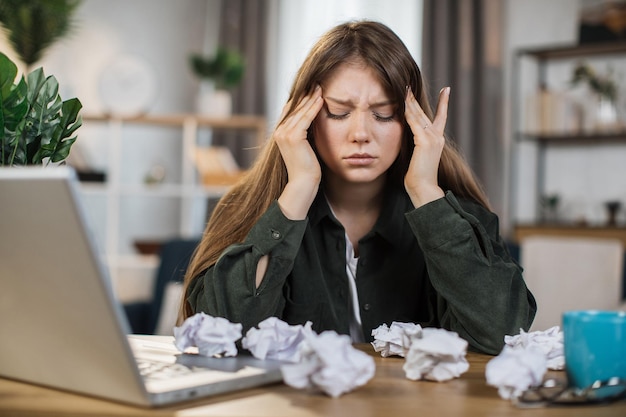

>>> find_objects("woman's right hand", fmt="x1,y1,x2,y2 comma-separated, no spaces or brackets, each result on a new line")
274,85,324,220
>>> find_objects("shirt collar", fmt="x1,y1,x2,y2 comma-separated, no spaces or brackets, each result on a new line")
308,186,411,247
309,190,335,228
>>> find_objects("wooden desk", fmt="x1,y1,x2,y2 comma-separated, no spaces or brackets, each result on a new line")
0,346,624,417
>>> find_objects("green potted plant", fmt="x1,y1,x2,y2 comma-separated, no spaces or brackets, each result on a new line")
571,61,620,131
571,61,618,102
190,47,245,117
0,52,82,166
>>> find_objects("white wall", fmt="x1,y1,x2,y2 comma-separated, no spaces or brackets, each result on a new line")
504,0,626,228
36,0,216,114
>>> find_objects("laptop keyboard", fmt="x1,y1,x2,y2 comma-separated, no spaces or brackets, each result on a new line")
127,336,274,394
136,358,203,380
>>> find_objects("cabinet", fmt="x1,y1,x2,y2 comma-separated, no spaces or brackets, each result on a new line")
77,114,267,302
510,41,626,244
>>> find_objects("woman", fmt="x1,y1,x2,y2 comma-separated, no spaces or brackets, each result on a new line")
180,20,536,355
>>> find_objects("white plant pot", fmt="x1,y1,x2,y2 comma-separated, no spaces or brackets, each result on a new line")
594,96,619,131
196,82,232,117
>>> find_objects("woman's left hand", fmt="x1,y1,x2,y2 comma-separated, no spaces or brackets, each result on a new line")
403,86,450,208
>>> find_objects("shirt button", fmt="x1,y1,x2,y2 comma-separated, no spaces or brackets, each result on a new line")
271,230,281,240
363,303,371,311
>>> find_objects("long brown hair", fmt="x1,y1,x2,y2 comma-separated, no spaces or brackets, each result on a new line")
179,20,489,322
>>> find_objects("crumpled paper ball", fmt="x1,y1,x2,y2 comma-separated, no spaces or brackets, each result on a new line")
485,345,547,399
242,317,314,363
280,330,375,398
371,321,423,357
173,312,242,357
402,327,469,382
504,326,564,370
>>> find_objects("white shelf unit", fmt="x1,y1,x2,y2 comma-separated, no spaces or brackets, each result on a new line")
510,41,626,229
78,114,267,303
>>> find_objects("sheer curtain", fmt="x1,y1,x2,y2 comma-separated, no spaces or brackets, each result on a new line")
421,0,506,214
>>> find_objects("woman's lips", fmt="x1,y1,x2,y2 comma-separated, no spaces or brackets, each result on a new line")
344,153,376,165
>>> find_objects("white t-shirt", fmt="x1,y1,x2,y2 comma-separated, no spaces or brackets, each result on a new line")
344,234,365,343
327,199,365,342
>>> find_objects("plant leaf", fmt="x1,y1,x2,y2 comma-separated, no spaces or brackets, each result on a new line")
47,97,82,163
25,71,64,164
0,66,29,165
0,52,18,99
2,77,29,130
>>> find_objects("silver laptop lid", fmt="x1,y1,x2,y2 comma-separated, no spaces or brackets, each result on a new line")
0,166,150,405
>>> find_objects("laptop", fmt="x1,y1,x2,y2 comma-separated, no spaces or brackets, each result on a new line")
0,166,283,407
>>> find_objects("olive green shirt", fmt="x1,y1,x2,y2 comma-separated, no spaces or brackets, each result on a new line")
187,187,536,355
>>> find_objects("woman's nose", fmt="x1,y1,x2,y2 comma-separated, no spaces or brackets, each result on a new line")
350,111,369,143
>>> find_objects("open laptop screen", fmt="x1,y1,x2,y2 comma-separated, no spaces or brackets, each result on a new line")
0,167,150,404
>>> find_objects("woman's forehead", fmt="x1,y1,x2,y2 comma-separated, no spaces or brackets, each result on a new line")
322,62,392,103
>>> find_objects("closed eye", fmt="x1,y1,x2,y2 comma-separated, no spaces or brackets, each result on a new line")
326,109,396,122
326,109,349,120
373,112,395,122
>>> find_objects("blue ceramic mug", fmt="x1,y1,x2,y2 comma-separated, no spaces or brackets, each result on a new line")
562,310,626,398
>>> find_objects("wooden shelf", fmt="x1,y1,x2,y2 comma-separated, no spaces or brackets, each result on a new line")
517,41,626,60
82,113,268,147
83,113,265,128
514,223,626,246
516,131,626,145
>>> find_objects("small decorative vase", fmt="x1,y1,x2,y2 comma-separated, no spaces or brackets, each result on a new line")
605,200,622,227
594,95,618,131
196,81,232,117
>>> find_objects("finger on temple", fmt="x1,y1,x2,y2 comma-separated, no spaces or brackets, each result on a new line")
406,87,431,124
432,87,450,131
281,85,321,121
287,90,323,130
